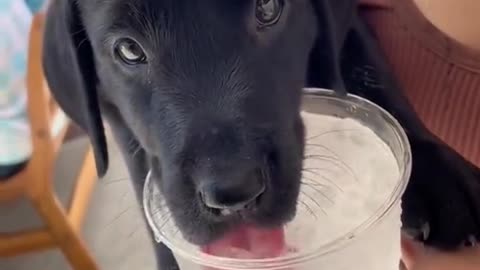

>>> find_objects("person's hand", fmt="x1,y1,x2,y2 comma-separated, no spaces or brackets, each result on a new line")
402,235,480,270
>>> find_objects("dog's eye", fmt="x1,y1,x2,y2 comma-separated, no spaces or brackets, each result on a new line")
115,38,147,65
256,0,284,27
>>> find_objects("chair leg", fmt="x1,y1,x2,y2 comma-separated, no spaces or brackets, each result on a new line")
68,147,97,231
32,192,98,270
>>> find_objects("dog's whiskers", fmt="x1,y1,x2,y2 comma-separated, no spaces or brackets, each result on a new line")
299,190,327,216
303,166,337,177
304,154,358,183
305,143,339,158
301,182,334,204
306,129,362,142
297,198,318,218
302,169,344,192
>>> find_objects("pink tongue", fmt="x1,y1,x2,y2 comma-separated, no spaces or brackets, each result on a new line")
201,226,287,259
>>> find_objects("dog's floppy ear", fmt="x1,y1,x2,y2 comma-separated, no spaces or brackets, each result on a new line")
42,0,108,176
309,0,356,94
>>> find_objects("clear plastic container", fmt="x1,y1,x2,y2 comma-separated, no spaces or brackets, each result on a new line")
143,88,412,270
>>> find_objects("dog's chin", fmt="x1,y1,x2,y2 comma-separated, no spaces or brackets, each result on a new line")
164,173,301,246
175,200,299,246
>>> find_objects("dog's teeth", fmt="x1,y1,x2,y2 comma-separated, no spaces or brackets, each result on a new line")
403,221,431,242
421,222,430,241
463,235,477,247
221,209,233,216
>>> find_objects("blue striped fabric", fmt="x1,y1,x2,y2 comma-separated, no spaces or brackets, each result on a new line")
24,0,45,13
0,0,45,164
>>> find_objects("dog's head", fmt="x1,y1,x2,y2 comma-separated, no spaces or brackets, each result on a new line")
43,0,353,245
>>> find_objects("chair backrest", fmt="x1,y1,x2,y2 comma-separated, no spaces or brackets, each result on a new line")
0,13,70,201
27,13,70,155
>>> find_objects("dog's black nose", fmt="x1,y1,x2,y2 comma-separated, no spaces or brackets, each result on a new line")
199,171,265,211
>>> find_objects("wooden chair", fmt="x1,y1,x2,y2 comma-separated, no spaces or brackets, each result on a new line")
0,14,99,270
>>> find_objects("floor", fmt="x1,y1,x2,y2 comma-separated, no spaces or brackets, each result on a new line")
0,132,157,270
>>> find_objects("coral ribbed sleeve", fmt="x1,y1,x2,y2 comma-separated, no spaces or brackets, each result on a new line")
359,0,480,167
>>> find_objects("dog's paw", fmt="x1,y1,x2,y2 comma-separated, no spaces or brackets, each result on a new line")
401,138,480,250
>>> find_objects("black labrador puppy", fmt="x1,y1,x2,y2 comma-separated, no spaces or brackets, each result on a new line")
42,0,480,268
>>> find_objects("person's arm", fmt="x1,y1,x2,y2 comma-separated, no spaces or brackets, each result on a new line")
413,0,480,51
358,0,480,268
402,236,480,270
